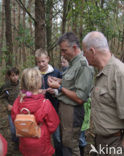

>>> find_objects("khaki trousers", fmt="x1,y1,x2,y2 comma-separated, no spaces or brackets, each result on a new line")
59,102,82,156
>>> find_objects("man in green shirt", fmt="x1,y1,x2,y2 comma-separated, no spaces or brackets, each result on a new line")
48,32,93,156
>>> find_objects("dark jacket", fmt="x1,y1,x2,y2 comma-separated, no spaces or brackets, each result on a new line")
36,65,62,112
0,81,20,113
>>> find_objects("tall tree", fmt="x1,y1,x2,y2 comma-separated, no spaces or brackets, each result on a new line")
22,0,26,63
35,0,45,50
5,0,13,66
46,0,53,53
61,0,69,34
0,0,5,65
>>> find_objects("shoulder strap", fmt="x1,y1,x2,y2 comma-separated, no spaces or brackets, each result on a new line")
20,108,30,114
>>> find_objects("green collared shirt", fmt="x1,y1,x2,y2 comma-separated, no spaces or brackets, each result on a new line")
91,55,124,135
58,53,93,106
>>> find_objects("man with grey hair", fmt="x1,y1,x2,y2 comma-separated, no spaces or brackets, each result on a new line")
48,32,93,156
82,31,124,155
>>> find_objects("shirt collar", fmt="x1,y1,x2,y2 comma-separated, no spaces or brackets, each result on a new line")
42,64,54,74
69,52,83,66
96,55,115,77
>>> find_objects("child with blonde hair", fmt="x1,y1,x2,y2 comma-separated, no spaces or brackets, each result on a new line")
11,68,60,156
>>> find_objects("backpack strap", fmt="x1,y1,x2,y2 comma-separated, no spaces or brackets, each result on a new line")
20,108,30,114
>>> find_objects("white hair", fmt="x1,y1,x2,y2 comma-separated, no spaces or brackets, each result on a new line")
82,31,110,52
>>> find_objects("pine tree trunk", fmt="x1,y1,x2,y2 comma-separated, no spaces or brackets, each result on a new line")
28,0,33,36
0,0,5,65
61,0,68,34
12,0,16,65
5,0,13,67
22,0,26,64
16,2,21,65
46,0,53,63
35,0,45,50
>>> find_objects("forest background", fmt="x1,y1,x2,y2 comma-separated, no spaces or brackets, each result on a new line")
0,1,124,155
0,0,124,84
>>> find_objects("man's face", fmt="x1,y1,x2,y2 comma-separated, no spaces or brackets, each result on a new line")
9,72,19,84
60,41,74,62
36,54,49,72
82,43,94,66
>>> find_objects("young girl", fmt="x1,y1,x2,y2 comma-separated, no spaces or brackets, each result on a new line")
11,68,60,156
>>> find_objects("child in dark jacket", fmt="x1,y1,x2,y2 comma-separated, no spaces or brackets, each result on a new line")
0,67,20,147
35,48,62,156
11,68,60,156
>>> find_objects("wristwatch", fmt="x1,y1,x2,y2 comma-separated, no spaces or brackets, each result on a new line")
58,85,63,92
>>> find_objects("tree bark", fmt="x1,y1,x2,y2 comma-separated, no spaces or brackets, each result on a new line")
61,0,68,34
35,0,45,50
0,0,5,65
22,0,26,64
46,0,53,63
5,0,13,66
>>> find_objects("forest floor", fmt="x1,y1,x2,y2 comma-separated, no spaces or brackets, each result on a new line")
0,99,95,156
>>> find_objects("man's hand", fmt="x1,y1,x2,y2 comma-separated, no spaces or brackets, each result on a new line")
48,76,62,84
48,77,60,89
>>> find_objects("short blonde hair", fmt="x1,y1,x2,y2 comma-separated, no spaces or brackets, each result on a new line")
21,68,42,92
35,48,48,58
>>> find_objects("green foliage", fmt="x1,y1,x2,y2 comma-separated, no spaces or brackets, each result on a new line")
15,24,34,49
66,0,121,40
20,55,35,71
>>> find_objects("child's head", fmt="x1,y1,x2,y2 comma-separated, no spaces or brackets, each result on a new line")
61,56,69,69
21,68,42,92
7,67,19,84
35,48,49,72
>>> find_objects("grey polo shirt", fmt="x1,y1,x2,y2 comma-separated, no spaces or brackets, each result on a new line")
57,53,93,106
92,55,124,135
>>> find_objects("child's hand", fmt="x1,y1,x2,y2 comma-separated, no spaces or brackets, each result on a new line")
46,88,55,94
39,89,46,95
8,104,12,111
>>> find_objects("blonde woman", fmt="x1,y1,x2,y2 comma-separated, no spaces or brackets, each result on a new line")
11,68,60,156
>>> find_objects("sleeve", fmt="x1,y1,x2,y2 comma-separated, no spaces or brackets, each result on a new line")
11,97,20,121
58,70,62,79
75,66,93,101
0,134,7,156
0,85,9,107
55,68,62,79
115,71,124,119
44,100,60,134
